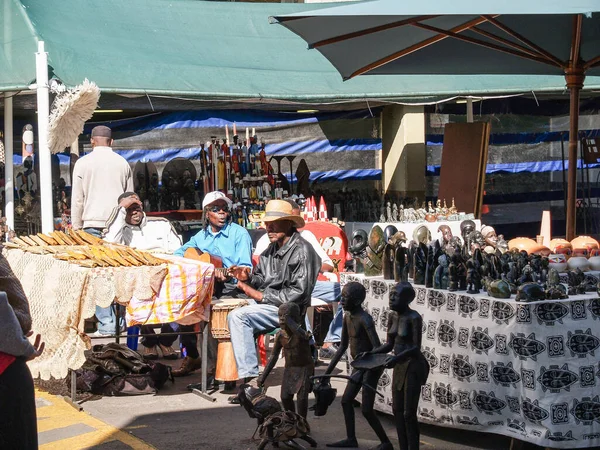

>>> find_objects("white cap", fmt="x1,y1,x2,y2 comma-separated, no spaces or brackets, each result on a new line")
202,191,232,209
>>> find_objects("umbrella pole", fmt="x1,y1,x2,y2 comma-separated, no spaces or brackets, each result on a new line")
565,69,584,241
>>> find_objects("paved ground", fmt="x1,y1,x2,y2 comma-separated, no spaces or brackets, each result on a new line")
35,390,153,450
36,354,514,450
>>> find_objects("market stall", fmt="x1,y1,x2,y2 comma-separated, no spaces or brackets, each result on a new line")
3,231,214,380
340,273,600,449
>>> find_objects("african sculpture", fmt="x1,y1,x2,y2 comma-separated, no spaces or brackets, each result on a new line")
460,220,476,250
425,240,442,288
365,226,385,277
369,282,429,450
257,303,314,419
237,383,316,450
390,231,408,282
322,282,393,450
486,278,511,299
545,268,568,299
349,229,368,274
433,255,450,290
412,242,428,285
383,226,400,280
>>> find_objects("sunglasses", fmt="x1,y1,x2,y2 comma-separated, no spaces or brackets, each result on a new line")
207,205,230,213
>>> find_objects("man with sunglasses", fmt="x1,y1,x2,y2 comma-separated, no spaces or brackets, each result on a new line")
173,191,253,378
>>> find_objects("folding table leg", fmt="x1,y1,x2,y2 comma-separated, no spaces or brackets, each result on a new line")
64,370,83,411
192,321,216,402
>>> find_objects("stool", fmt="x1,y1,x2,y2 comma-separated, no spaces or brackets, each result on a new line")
257,328,279,366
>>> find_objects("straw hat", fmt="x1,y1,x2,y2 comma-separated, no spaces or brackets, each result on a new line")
262,200,305,228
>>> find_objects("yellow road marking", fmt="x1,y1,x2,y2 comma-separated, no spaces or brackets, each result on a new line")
36,390,155,450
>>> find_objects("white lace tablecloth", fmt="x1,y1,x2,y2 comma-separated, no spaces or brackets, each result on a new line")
4,249,213,380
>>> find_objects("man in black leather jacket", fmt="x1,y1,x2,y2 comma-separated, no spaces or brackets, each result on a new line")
228,199,321,382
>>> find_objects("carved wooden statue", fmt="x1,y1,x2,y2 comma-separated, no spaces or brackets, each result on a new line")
349,229,368,274
412,242,427,285
425,240,442,288
257,302,314,419
324,282,392,450
390,231,408,282
433,254,449,290
365,225,385,277
369,282,429,450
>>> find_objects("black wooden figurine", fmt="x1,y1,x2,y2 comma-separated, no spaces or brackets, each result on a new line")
369,282,429,450
324,282,392,450
257,303,314,419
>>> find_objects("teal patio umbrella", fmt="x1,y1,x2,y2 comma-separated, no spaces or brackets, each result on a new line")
272,0,600,240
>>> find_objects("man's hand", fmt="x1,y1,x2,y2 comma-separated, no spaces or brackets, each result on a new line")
237,281,263,302
25,331,45,361
228,265,250,281
214,270,229,282
119,196,142,210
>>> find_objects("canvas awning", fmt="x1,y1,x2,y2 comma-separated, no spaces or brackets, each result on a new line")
2,0,600,103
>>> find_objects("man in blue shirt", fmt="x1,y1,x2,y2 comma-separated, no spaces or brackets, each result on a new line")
172,191,253,378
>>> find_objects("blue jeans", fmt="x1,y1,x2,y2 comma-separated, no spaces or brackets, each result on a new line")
95,304,125,334
324,306,343,343
84,227,125,334
312,281,342,344
312,281,341,303
228,301,280,378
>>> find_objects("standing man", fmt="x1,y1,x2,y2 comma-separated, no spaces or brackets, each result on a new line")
103,192,182,359
71,126,133,236
71,125,133,336
172,191,253,378
228,199,321,383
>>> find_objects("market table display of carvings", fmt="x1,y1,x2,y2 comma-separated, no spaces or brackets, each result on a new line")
341,273,600,449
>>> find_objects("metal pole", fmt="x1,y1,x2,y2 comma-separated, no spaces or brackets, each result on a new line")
466,98,474,123
35,41,54,234
4,94,15,233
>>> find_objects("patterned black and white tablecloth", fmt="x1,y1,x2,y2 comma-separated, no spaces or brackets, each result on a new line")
340,273,600,449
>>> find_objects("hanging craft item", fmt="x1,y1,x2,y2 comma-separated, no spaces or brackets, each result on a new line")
48,79,100,154
0,136,5,165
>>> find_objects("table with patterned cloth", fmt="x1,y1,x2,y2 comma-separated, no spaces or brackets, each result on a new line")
3,248,214,380
340,273,600,449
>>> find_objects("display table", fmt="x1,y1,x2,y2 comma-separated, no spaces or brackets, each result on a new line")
340,273,600,449
4,249,214,380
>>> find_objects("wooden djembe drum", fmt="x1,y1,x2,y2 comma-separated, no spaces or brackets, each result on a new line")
210,299,247,382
